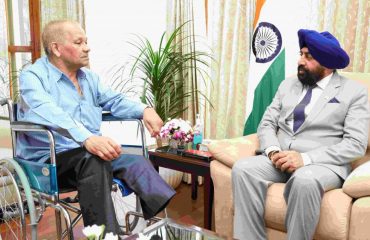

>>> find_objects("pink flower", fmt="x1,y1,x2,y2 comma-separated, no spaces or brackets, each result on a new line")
160,118,194,143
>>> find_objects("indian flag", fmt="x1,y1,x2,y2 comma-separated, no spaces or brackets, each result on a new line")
243,0,310,135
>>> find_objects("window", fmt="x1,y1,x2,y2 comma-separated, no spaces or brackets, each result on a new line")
1,0,40,104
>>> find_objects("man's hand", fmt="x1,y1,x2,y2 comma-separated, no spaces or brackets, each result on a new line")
84,135,122,161
143,107,163,137
271,150,304,173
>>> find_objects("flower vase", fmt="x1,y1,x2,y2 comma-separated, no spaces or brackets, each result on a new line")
169,139,178,149
167,139,179,154
168,139,186,155
176,142,186,155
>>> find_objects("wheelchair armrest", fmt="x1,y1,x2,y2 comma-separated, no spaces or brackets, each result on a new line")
11,121,50,131
102,112,142,122
11,121,57,165
102,112,148,158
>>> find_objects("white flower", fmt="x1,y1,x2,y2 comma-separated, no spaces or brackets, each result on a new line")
137,233,151,240
104,232,118,240
82,224,105,240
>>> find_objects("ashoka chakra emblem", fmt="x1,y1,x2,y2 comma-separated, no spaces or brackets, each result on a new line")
252,22,282,63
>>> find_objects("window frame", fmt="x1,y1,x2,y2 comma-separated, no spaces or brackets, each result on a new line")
5,0,41,100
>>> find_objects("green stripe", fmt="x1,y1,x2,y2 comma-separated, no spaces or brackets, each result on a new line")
243,49,285,135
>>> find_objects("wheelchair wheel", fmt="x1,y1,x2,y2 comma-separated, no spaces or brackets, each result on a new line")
111,184,141,234
0,158,37,240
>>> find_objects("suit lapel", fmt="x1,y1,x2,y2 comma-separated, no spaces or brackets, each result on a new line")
284,81,303,120
295,72,341,134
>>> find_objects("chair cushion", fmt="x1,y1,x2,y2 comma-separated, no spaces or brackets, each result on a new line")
343,161,370,198
314,189,352,240
210,160,234,239
264,183,352,240
264,183,287,231
207,134,259,168
349,197,370,240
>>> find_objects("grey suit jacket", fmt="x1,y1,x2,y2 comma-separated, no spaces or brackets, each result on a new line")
258,72,370,179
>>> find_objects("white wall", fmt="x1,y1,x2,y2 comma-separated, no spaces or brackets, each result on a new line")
84,1,167,146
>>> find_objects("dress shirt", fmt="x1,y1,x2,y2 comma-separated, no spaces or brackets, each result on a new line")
17,57,147,162
265,73,333,165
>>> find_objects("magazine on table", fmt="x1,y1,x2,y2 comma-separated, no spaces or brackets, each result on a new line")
182,149,213,162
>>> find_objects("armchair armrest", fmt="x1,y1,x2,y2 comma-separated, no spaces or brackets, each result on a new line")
343,161,370,198
206,133,260,168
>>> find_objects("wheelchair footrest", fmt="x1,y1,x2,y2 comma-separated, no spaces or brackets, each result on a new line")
125,211,162,235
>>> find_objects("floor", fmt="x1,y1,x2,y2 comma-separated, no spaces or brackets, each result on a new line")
34,182,207,239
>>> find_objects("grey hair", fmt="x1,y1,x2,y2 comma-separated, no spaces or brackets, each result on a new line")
41,20,80,55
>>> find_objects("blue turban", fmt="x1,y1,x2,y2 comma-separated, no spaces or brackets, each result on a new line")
298,29,349,69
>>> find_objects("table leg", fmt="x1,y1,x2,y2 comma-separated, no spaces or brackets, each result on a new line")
191,174,198,200
203,174,213,230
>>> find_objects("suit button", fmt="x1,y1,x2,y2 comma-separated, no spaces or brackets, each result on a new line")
292,137,296,140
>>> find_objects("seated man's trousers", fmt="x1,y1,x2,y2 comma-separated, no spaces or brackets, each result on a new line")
231,155,343,240
52,147,176,234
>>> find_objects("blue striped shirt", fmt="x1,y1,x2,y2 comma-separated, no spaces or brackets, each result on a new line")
16,57,146,162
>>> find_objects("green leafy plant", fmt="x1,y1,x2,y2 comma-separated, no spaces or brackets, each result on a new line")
124,22,213,121
0,57,29,120
0,57,30,102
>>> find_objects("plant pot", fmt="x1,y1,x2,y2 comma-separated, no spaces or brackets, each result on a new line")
159,167,183,189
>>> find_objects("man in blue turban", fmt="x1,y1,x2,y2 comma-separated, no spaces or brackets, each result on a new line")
232,29,369,240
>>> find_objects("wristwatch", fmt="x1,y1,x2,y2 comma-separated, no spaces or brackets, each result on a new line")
268,150,279,160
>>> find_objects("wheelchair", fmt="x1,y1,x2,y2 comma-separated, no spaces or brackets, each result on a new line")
0,98,148,239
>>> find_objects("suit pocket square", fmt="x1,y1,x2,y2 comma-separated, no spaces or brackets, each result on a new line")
328,97,340,103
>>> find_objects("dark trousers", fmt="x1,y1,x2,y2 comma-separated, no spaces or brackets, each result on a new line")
53,147,175,234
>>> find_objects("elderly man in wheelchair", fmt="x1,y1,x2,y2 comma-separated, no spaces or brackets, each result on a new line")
0,19,175,239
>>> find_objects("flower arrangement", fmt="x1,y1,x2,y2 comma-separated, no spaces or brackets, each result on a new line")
160,118,194,144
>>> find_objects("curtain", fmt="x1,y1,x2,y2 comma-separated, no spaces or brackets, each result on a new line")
167,0,208,185
166,0,209,125
206,0,255,139
41,0,85,44
311,0,369,73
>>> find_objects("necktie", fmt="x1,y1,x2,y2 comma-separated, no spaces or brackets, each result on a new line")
293,85,315,132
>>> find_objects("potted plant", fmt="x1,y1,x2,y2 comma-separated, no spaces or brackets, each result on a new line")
126,22,213,123
118,22,213,189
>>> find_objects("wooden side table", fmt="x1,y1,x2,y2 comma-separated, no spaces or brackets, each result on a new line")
148,150,213,230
